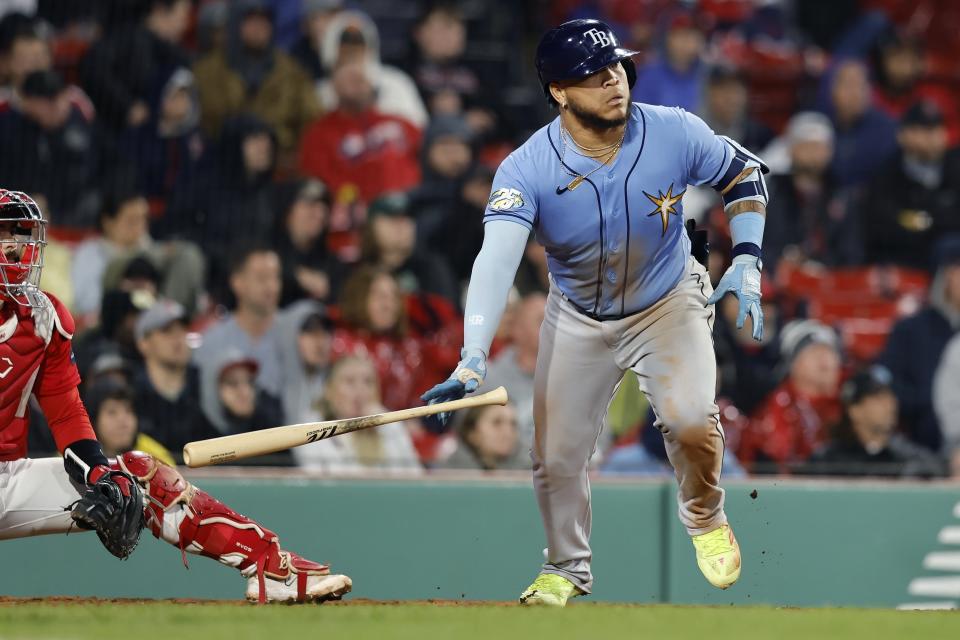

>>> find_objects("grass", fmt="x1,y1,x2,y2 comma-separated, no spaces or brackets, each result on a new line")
0,601,957,640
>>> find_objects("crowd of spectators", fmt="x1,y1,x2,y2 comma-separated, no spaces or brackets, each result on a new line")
3,0,960,479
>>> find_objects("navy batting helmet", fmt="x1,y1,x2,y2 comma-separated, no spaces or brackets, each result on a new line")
535,19,639,105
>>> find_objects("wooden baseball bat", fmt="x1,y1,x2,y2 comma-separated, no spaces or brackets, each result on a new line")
182,386,509,468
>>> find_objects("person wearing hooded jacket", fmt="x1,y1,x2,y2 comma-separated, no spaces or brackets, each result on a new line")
408,114,476,243
160,113,277,294
273,179,347,307
314,9,427,129
275,300,333,425
79,0,192,132
119,66,204,210
299,59,421,204
192,0,318,151
198,348,287,466
290,0,344,82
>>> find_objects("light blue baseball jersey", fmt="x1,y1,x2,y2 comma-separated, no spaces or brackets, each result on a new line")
485,103,733,317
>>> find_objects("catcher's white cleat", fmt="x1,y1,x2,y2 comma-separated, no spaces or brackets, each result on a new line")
244,550,353,604
247,572,353,604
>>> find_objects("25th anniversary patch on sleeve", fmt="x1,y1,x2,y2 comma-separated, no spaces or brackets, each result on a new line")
488,188,524,211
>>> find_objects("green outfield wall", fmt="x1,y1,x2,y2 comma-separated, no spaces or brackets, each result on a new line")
2,474,957,608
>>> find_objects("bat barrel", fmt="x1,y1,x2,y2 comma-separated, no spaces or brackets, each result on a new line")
182,386,509,467
182,427,300,467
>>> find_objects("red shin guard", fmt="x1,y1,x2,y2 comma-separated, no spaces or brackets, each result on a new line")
114,451,329,603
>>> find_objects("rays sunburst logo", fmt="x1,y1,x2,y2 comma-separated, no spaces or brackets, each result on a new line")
643,184,685,236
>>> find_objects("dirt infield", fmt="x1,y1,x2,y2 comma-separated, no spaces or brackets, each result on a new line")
0,596,245,607
0,596,513,607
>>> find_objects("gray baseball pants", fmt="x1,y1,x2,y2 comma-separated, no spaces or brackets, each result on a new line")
533,256,725,593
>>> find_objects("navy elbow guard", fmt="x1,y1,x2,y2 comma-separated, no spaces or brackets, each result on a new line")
713,136,769,211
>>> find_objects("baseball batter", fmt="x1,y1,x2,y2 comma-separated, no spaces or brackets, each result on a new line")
0,191,350,603
422,19,768,606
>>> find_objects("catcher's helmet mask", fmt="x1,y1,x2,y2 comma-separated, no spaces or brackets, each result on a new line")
536,19,639,106
0,190,46,309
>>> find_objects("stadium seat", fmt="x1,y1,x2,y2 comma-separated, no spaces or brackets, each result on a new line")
51,35,92,85
46,225,97,245
777,264,930,300
841,322,894,362
808,295,899,325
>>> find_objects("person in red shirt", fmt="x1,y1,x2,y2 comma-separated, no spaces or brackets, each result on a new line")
330,265,458,461
0,191,351,603
331,265,451,412
299,59,421,205
739,319,843,474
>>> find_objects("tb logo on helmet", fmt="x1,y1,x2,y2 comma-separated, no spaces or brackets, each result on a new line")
534,19,639,105
584,28,612,48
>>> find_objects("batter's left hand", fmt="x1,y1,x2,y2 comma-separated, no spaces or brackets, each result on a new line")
706,255,764,341
420,348,487,428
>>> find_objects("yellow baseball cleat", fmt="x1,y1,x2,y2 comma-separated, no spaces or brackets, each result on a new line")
691,524,742,589
518,573,583,607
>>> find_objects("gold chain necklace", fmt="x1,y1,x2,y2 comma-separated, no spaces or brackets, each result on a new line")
562,125,622,154
558,125,625,192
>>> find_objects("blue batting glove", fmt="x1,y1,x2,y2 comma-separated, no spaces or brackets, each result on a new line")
420,348,487,428
706,254,764,342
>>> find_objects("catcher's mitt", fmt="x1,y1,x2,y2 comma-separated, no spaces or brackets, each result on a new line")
70,469,145,559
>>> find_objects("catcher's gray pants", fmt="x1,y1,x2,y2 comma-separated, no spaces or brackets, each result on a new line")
534,257,725,593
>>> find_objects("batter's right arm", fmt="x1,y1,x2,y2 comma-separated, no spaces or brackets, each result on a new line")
420,220,530,420
462,220,531,355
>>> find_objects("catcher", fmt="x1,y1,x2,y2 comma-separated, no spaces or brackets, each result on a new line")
0,191,351,604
